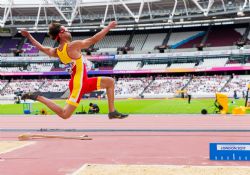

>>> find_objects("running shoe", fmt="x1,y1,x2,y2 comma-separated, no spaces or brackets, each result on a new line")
108,110,129,119
21,92,40,101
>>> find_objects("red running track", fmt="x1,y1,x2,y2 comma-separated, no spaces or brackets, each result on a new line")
0,115,250,175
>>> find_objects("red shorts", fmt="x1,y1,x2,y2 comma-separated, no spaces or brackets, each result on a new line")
66,60,101,107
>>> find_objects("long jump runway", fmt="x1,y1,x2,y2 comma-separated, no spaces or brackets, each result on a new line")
0,114,250,175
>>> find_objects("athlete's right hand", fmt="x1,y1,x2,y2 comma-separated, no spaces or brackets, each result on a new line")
21,29,30,37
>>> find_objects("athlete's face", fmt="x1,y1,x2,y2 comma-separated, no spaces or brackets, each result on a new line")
59,26,72,41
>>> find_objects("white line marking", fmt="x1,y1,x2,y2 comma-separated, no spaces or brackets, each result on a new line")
0,141,35,155
71,164,89,175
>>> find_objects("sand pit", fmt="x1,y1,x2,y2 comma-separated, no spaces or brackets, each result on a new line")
0,141,34,154
73,164,250,175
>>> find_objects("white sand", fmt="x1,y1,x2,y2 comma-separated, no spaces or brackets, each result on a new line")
73,164,250,175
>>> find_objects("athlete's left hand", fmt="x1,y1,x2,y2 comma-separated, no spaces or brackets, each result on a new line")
21,29,30,37
108,21,117,29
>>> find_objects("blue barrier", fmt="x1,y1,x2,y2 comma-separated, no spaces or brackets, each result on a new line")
210,143,250,161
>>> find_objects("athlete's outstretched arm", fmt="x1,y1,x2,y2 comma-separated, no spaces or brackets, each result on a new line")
71,21,117,50
21,30,57,57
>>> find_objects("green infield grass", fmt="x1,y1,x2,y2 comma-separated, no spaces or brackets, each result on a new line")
0,98,248,115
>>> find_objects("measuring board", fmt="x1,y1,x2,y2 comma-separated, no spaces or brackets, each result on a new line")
210,143,250,161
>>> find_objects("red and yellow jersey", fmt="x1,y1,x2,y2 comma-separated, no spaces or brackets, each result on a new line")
57,43,76,64
56,43,101,107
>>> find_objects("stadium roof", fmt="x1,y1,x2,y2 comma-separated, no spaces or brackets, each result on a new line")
3,0,124,4
0,0,250,32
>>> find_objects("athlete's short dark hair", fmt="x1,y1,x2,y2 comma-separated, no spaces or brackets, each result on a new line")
48,22,61,41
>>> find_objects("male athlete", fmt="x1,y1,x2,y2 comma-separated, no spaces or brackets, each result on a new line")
21,21,128,119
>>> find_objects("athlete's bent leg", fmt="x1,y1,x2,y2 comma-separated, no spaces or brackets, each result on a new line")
100,77,115,113
37,96,76,119
100,77,128,119
22,92,76,119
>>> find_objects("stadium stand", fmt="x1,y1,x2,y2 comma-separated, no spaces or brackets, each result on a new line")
205,28,242,47
28,63,53,72
197,58,228,68
130,34,148,51
113,61,141,70
185,75,230,98
0,25,246,57
115,77,152,98
39,79,68,92
0,74,249,99
0,63,53,72
235,28,246,37
168,31,205,49
42,37,56,48
39,36,56,55
143,77,190,98
0,24,250,100
141,63,168,70
0,80,8,92
0,79,69,99
141,33,167,51
94,34,129,49
0,37,20,53
179,34,204,49
22,43,39,54
225,60,242,67
222,75,250,98
1,79,44,97
170,63,195,68
98,66,113,70
21,34,45,55
0,67,23,72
